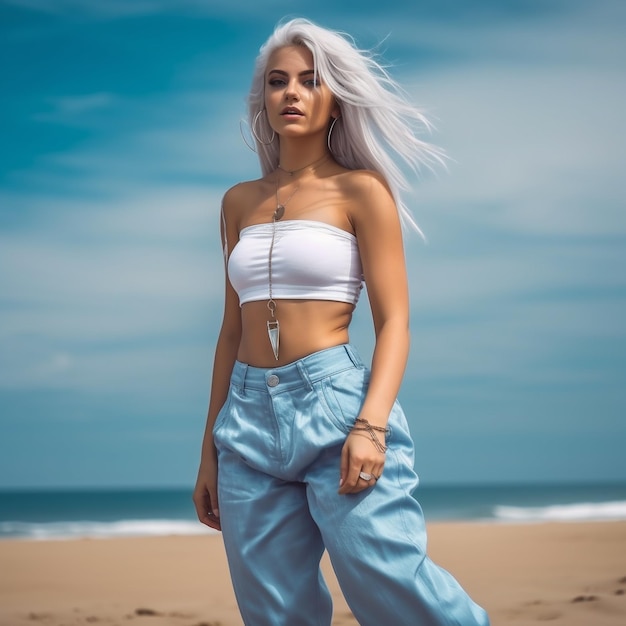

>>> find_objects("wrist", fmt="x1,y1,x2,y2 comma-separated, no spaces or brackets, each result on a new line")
350,417,388,454
356,405,390,430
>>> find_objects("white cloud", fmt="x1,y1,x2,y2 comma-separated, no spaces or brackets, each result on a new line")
0,83,254,392
18,90,258,187
0,185,224,313
1,0,625,487
0,180,227,390
387,3,626,394
361,1,626,69
2,0,625,408
36,92,117,122
408,64,626,237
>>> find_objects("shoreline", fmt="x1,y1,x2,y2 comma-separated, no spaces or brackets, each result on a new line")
3,514,626,543
1,521,625,625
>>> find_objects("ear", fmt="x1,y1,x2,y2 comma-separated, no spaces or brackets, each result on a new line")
331,101,341,120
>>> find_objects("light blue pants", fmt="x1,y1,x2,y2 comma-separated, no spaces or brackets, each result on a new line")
213,344,489,626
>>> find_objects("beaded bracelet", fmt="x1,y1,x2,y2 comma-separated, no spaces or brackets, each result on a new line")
350,418,389,454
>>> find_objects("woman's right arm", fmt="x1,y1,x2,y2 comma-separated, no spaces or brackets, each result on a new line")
192,188,242,531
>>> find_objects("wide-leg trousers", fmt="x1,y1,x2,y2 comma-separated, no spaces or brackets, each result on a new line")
213,344,489,626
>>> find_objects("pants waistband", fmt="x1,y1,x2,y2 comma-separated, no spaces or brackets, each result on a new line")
231,344,364,392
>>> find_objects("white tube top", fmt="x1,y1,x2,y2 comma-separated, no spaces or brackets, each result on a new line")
227,220,364,306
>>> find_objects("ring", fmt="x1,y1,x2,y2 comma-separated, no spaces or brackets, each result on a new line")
359,471,373,481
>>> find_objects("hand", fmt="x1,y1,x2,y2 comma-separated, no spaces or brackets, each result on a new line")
192,454,221,531
338,429,385,495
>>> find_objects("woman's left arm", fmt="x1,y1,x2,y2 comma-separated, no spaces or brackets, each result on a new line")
339,171,410,494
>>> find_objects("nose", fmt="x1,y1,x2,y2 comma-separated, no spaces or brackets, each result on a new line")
284,80,300,101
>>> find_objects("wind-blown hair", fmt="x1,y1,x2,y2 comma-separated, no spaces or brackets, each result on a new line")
247,17,444,233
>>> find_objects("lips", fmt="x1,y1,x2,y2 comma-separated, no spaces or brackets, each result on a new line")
281,106,303,116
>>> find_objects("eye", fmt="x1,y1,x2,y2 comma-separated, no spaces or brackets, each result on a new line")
268,78,286,87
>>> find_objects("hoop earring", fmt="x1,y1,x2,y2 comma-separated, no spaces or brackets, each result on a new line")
239,118,257,153
252,110,276,145
327,116,339,153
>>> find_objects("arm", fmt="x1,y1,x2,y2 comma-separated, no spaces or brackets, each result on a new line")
192,190,242,529
338,172,410,494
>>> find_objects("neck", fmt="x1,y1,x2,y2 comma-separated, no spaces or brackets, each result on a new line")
278,152,329,177
277,135,330,176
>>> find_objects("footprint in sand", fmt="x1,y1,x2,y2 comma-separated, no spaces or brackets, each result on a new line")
503,599,562,622
571,594,598,603
524,600,562,621
134,608,162,616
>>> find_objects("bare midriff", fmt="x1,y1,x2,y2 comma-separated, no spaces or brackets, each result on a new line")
237,299,355,367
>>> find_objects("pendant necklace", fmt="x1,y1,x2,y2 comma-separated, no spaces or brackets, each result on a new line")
266,180,299,360
266,154,330,360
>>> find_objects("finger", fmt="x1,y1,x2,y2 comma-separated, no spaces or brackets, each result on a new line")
205,512,222,532
372,463,385,482
192,491,211,525
344,460,367,494
338,442,350,491
339,459,361,494
193,487,220,530
350,456,386,491
346,475,371,494
198,503,221,531
208,487,220,519
355,467,384,491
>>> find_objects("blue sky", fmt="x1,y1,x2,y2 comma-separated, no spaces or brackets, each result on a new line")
1,0,624,488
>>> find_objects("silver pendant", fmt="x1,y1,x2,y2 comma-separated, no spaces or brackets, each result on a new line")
267,320,280,360
274,205,285,221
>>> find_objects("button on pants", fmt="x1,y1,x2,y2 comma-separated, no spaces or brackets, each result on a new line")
213,344,489,626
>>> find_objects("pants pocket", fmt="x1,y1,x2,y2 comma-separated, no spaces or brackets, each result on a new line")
211,386,234,438
317,366,370,432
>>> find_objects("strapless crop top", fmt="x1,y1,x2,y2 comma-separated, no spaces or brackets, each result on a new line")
227,220,363,306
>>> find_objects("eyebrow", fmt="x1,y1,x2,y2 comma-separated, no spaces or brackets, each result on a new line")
267,69,315,77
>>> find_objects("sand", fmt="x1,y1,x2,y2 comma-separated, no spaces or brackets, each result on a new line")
1,521,625,625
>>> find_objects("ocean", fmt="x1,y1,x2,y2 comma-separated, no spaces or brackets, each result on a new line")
1,482,625,541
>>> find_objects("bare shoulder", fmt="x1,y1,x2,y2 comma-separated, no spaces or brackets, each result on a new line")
221,178,266,229
336,169,397,225
338,168,389,191
222,179,262,210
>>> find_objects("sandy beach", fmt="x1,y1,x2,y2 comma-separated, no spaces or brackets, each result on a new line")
1,521,625,626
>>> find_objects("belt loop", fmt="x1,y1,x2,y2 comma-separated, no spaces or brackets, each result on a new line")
296,361,313,391
344,344,361,368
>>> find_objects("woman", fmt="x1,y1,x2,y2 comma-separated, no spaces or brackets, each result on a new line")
193,18,489,626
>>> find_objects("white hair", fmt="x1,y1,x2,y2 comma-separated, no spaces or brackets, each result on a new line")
247,17,445,234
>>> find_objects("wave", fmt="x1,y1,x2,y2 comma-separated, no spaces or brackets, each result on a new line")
0,519,216,541
4,500,626,539
494,500,626,523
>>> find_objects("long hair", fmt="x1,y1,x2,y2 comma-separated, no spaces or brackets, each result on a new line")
248,18,444,234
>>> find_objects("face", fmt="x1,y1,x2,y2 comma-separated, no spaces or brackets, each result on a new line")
264,45,339,139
